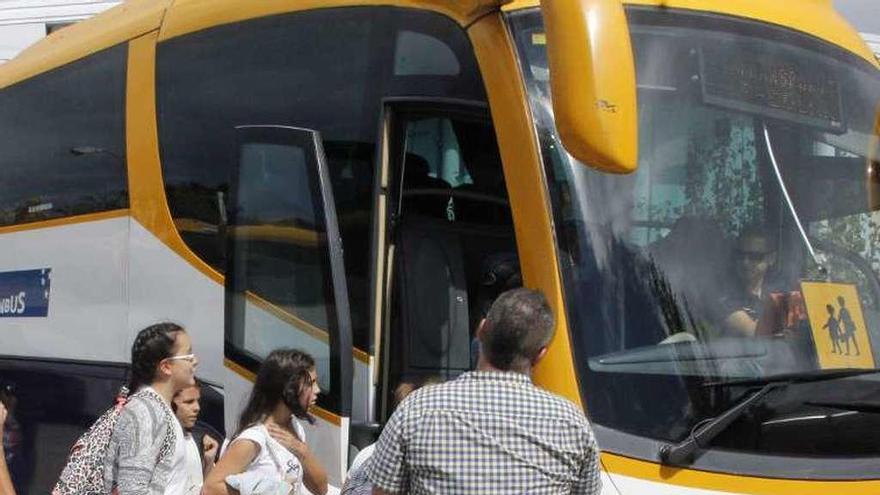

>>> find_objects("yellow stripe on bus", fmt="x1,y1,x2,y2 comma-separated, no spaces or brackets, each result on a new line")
470,13,584,409
244,292,329,344
127,30,224,286
0,209,129,235
243,293,373,365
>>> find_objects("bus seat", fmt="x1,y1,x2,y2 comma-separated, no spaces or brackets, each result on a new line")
402,153,452,219
451,184,511,224
397,215,471,376
450,146,510,225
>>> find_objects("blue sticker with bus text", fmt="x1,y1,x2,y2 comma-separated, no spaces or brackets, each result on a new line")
0,268,51,317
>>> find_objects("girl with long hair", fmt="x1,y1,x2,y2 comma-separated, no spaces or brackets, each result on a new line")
205,349,328,495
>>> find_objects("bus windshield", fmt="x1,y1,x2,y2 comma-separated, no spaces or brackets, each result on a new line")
510,8,880,459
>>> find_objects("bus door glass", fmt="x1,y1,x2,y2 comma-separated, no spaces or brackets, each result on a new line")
225,126,353,417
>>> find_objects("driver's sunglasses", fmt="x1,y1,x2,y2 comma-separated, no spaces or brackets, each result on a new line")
738,250,770,262
165,353,197,364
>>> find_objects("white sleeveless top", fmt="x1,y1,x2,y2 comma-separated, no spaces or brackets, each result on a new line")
232,419,307,493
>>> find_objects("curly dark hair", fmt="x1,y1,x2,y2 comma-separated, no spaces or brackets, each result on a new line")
127,322,186,392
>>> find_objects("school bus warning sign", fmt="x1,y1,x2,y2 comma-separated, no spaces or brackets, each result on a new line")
801,281,875,369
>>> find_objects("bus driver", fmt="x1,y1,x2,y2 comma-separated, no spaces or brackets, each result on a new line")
719,228,778,337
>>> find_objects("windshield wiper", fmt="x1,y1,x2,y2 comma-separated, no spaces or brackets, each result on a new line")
658,368,880,466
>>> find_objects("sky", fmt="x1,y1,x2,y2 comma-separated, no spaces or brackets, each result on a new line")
835,0,880,34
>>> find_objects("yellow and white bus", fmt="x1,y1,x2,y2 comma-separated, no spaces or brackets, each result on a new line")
0,0,878,493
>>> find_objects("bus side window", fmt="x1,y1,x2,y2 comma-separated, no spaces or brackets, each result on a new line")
157,7,486,357
0,45,127,227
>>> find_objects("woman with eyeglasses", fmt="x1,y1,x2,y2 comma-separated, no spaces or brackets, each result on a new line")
204,348,328,495
104,322,200,494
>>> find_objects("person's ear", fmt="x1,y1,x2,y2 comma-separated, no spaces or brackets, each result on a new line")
532,346,549,366
158,358,173,379
282,379,300,411
476,318,488,340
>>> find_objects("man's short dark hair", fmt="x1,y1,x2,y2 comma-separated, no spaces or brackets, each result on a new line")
480,288,555,371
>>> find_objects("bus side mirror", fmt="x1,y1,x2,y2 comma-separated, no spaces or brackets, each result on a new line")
541,0,638,174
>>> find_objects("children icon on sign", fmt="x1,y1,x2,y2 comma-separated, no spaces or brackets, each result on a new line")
837,296,860,356
823,304,843,354
823,296,861,356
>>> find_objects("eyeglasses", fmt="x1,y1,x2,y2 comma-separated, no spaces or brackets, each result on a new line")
737,250,770,262
165,353,197,363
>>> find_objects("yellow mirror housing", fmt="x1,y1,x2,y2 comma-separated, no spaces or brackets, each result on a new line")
541,0,638,174
868,105,880,211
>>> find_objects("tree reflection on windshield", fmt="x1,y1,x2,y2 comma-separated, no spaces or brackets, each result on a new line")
510,7,880,461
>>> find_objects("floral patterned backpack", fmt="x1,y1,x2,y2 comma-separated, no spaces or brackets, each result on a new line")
52,387,174,495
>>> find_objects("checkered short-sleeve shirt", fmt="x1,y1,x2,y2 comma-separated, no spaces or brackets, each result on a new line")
365,371,601,494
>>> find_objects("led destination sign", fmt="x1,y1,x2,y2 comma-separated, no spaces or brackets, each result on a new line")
700,43,845,133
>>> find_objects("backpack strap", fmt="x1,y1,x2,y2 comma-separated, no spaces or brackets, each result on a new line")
113,385,131,411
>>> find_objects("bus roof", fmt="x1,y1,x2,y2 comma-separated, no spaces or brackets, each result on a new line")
0,0,875,90
157,0,512,42
0,0,170,89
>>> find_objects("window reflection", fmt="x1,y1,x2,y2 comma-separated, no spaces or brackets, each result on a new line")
226,140,334,392
0,45,128,226
512,8,880,459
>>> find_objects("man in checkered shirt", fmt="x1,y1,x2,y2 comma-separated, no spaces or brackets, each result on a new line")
365,288,601,494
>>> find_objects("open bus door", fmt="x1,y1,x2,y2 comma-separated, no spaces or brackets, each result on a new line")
350,100,518,456
224,126,353,482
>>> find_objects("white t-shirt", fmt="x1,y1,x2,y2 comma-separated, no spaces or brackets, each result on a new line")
232,420,306,493
183,433,204,494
